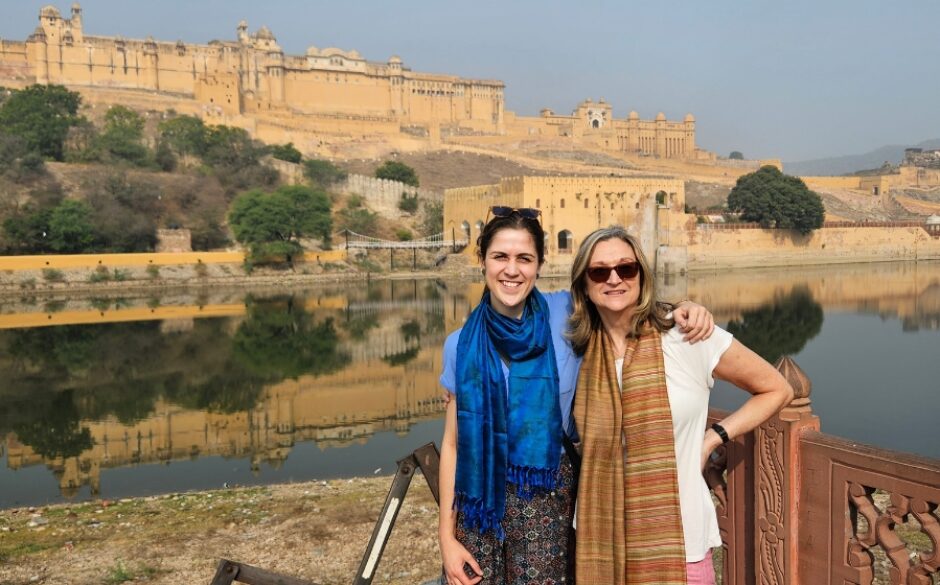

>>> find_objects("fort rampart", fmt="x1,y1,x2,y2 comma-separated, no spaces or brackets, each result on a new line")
684,223,940,270
0,5,703,159
341,174,442,217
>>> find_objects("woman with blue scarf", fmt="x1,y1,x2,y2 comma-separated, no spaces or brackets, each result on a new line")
437,208,714,585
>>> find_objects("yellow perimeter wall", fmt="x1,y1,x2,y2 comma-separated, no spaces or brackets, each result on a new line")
0,250,346,271
685,225,940,270
802,175,894,195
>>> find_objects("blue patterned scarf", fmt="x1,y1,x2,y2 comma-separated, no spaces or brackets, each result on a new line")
454,288,562,540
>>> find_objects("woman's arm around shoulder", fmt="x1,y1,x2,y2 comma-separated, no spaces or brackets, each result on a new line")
672,300,716,343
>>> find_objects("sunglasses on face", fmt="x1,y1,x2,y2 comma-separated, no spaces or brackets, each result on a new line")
586,262,641,283
485,206,542,223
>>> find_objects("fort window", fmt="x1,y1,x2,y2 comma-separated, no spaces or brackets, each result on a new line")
461,221,471,238
656,190,668,206
535,198,540,208
592,119,599,129
560,198,565,209
584,199,589,209
558,230,573,254
475,220,483,234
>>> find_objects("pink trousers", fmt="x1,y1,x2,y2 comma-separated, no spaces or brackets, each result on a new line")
686,551,716,585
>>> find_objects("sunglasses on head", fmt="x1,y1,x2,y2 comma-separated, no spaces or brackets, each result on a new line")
586,262,641,283
485,206,542,223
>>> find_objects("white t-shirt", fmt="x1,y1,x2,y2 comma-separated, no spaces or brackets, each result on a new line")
614,325,733,563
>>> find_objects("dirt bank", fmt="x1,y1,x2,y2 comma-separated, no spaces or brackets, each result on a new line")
0,476,441,585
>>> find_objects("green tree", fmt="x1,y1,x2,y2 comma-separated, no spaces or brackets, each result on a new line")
157,114,207,157
421,200,444,235
270,142,302,164
303,158,347,189
729,151,745,160
47,199,96,253
0,84,82,160
98,105,149,165
375,160,419,187
203,125,278,194
84,173,160,252
395,227,413,241
337,207,378,235
229,184,333,264
0,134,46,184
63,118,104,163
399,191,419,214
727,166,825,234
154,140,177,172
2,206,52,253
726,287,824,364
203,125,260,169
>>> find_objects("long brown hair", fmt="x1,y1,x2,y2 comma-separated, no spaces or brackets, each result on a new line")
566,226,673,355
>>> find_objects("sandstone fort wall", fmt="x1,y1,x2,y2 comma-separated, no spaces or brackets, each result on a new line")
445,176,685,266
341,174,442,218
0,5,704,159
684,224,940,270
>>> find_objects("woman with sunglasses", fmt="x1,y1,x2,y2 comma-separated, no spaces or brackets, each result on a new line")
438,209,715,585
567,226,793,585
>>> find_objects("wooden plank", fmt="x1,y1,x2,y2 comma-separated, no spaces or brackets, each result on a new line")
208,559,318,585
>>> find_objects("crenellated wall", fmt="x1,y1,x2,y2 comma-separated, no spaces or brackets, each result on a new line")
341,174,442,218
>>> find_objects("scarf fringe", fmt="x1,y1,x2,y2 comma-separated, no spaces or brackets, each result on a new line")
454,492,506,541
507,464,558,500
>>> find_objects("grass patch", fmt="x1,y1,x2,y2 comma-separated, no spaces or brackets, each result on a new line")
353,257,383,273
43,299,66,313
89,297,112,311
88,265,111,283
0,541,54,562
41,268,66,282
104,560,160,584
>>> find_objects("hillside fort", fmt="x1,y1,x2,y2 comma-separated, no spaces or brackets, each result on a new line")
0,4,699,158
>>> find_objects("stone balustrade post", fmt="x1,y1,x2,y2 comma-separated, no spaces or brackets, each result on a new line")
754,356,820,584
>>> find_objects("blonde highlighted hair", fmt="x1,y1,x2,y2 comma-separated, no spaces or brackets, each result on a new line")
566,226,673,356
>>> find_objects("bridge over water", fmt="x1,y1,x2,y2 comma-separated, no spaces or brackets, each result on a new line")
340,229,468,251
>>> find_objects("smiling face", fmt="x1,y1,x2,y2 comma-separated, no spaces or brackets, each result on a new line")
585,238,642,320
481,227,540,319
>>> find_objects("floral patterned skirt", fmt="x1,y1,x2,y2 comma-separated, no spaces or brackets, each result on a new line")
452,454,576,585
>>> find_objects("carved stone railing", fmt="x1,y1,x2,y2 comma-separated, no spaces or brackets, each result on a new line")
800,434,940,584
705,357,940,584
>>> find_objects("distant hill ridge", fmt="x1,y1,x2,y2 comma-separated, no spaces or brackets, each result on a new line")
785,138,940,176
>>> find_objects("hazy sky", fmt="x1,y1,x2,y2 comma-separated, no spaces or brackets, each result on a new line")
3,1,938,161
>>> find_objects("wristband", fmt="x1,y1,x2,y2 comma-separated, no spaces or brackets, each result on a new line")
711,422,730,445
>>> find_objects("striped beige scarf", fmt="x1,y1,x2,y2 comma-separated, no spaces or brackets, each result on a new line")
573,323,687,584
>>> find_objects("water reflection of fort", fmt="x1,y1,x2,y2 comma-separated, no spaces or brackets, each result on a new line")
683,261,940,329
3,262,940,501
5,347,446,497
3,285,472,500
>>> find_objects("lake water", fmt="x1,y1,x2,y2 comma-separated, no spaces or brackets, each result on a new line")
1,261,938,508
